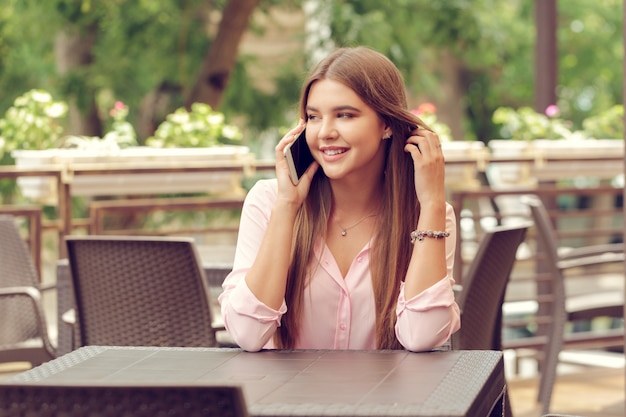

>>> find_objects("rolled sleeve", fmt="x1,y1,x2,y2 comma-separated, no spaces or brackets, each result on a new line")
395,277,461,352
219,276,287,351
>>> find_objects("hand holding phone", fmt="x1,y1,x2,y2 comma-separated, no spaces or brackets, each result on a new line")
283,129,314,185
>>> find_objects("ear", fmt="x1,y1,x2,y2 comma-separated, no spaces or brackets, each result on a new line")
382,129,391,140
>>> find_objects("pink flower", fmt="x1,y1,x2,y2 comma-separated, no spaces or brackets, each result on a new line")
109,101,126,117
545,104,560,118
411,102,437,116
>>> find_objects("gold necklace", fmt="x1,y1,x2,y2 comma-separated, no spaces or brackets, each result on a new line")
334,213,377,237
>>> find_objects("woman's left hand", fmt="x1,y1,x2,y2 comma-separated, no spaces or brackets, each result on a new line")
404,128,446,204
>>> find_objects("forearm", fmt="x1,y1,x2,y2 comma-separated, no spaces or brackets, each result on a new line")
403,200,450,298
244,200,299,310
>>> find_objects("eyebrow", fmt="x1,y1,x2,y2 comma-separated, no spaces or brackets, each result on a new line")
306,105,362,113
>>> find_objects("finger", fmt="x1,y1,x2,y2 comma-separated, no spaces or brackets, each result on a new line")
275,123,306,152
408,130,442,151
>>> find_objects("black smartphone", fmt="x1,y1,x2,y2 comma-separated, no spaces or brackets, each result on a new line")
284,129,314,185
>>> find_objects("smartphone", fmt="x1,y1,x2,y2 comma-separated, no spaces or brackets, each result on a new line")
284,129,314,185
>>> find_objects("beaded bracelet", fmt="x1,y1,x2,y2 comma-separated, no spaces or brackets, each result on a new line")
410,229,450,244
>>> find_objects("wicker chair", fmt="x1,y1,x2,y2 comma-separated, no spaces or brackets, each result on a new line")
520,194,624,415
0,383,249,417
0,215,56,366
64,235,227,348
452,222,531,417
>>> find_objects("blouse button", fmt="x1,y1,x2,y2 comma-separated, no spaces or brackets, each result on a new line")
339,323,346,331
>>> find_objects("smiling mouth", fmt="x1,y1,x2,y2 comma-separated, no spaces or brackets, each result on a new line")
323,149,347,156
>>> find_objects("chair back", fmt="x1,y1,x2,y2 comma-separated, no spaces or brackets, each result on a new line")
65,235,218,347
519,194,569,412
0,215,55,365
452,222,530,351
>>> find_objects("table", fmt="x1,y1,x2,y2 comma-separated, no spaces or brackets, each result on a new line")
1,346,505,417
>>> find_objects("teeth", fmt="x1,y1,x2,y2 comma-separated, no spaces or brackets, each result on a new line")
324,149,346,156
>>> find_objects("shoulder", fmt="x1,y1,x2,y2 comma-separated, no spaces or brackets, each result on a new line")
244,178,278,208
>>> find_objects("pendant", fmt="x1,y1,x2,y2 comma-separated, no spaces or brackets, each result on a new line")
341,230,347,237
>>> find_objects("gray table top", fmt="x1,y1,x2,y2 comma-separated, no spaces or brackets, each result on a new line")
3,346,505,417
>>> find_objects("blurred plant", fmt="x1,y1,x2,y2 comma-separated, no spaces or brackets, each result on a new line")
491,105,586,141
64,101,138,151
582,105,623,139
410,103,453,142
0,89,68,160
146,103,242,148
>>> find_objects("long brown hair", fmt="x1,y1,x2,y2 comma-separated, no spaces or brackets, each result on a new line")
275,46,431,350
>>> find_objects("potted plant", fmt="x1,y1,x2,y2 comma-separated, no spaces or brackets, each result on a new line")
5,92,253,203
488,105,623,186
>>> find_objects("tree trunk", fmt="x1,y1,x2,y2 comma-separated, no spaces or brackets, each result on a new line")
438,50,465,141
185,0,260,110
54,26,103,138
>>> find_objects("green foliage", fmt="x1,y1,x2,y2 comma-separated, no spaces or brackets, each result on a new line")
556,0,623,126
582,105,624,139
222,56,304,134
0,89,68,160
321,0,536,141
0,1,60,113
321,0,623,142
146,103,243,148
0,0,623,149
492,106,578,141
492,104,625,141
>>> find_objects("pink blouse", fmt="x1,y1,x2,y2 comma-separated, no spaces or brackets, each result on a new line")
218,179,460,352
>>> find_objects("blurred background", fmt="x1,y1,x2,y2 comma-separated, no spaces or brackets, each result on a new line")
0,0,622,155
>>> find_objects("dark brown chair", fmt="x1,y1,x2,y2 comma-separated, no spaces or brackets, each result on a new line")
64,235,226,348
452,222,531,417
452,222,530,350
520,194,624,415
0,383,249,417
0,215,56,366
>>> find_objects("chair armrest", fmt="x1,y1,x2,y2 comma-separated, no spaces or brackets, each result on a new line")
558,251,625,270
0,285,42,300
559,242,623,261
0,286,56,354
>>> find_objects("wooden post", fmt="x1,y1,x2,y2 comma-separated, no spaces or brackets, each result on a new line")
535,0,558,113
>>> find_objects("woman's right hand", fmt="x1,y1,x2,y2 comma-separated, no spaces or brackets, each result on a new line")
274,122,319,207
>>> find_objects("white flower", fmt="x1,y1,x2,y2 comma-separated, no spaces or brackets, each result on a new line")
222,125,240,139
169,112,190,124
207,114,224,125
45,102,68,118
31,90,52,103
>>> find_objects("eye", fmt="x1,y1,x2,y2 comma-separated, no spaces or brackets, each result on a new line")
338,113,354,118
306,114,320,121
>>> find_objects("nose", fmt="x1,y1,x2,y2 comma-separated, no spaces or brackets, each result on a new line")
317,119,338,141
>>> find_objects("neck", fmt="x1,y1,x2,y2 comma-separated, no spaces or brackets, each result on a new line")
329,177,383,217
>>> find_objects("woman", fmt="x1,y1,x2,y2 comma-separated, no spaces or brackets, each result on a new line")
218,46,460,352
